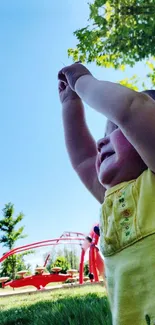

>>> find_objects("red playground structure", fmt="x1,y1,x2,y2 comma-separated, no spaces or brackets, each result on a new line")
0,224,104,290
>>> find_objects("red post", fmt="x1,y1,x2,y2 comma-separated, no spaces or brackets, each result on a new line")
89,246,94,282
79,248,85,284
91,245,99,282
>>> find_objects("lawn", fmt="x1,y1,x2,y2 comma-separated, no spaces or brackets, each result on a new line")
0,284,112,325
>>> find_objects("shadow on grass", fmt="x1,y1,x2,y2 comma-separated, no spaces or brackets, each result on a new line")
0,293,112,325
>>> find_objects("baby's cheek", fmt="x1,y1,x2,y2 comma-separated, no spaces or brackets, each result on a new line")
111,130,131,150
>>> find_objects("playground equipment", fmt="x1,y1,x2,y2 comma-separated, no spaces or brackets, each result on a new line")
79,224,104,284
0,225,104,290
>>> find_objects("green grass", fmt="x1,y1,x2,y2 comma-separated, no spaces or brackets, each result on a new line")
0,285,112,325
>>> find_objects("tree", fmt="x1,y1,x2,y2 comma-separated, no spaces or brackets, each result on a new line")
45,248,62,273
46,247,79,273
68,0,155,69
0,203,31,279
64,247,79,270
51,256,71,274
0,255,32,279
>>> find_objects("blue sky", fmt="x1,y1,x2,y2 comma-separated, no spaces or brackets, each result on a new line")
0,0,151,264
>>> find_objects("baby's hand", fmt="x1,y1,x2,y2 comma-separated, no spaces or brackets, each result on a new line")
58,81,80,105
58,62,91,91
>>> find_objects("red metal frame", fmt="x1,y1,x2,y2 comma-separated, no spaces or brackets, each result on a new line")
3,274,73,290
0,228,105,290
0,231,85,264
79,249,85,284
79,223,104,284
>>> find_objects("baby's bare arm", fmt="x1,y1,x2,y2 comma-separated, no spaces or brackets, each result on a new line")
75,75,155,173
58,62,155,173
58,81,105,203
75,75,135,125
62,98,105,203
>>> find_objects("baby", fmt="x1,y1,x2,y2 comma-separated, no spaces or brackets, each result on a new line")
58,62,155,325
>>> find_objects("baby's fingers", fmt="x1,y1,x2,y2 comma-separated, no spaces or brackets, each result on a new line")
58,81,66,92
58,69,68,83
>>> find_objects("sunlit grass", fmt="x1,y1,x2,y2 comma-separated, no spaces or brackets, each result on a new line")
0,284,112,325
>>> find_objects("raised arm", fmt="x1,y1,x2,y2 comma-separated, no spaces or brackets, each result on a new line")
59,81,105,203
58,62,135,125
75,76,155,174
59,63,155,173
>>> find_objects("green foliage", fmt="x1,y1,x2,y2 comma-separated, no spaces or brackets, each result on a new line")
46,247,79,273
146,57,155,87
46,248,61,273
118,75,139,90
68,0,155,91
84,262,89,276
0,203,26,250
68,0,155,69
51,256,71,274
63,247,79,270
0,203,32,279
0,255,32,279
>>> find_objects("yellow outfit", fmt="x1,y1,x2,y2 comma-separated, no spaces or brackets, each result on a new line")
100,169,155,325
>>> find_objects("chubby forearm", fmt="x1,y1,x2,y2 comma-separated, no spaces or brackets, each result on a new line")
62,98,97,169
75,75,138,126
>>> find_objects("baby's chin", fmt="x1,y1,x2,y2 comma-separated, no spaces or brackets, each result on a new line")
99,173,126,189
98,169,117,189
98,152,148,189
99,167,147,190
98,164,130,189
97,158,120,189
